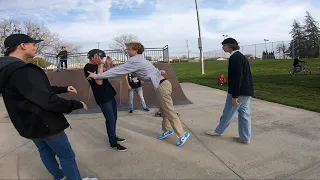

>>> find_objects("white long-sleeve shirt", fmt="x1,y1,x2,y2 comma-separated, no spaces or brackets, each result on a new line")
93,54,165,89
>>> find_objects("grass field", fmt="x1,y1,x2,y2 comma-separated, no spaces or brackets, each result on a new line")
172,59,320,113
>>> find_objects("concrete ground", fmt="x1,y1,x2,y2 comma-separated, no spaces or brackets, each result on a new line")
0,83,320,179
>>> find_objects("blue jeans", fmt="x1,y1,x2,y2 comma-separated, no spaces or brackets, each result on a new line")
128,87,147,110
100,97,118,146
215,93,252,141
33,131,82,180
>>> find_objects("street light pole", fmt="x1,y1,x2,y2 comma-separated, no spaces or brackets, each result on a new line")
222,35,228,58
264,39,269,51
97,42,100,49
195,0,204,74
223,34,228,39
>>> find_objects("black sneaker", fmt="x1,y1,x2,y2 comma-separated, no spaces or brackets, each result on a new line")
117,137,126,142
129,110,133,113
111,144,127,152
143,108,150,112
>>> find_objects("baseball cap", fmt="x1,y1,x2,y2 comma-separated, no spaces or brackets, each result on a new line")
4,34,43,50
87,49,106,59
222,38,238,45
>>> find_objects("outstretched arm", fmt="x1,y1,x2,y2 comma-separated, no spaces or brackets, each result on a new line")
15,67,83,113
87,60,139,80
51,86,68,94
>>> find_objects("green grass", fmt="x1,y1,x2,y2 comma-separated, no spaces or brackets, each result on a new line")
172,59,320,113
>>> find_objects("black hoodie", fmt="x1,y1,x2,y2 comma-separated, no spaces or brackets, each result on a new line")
0,56,83,139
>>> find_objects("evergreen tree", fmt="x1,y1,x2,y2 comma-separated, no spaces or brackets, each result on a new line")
288,20,308,58
304,11,320,58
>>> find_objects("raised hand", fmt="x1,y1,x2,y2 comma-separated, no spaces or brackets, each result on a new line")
67,86,77,94
80,101,88,110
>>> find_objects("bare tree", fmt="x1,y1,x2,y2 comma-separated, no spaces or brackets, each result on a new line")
109,33,139,55
276,43,287,59
0,19,81,56
0,19,21,54
50,40,82,54
23,21,61,54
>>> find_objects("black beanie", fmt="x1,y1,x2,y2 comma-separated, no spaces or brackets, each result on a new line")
222,38,238,45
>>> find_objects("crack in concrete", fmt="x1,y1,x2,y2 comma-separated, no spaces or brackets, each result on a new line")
0,140,31,160
180,120,245,180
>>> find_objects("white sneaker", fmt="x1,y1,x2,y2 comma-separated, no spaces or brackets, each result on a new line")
82,178,98,180
60,177,66,180
206,130,223,136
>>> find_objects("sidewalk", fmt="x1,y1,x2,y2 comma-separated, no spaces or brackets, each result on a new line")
0,83,320,179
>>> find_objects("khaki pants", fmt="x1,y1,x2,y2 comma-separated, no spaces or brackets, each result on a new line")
155,80,185,137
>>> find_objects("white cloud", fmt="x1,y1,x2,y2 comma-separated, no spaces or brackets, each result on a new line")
1,0,320,56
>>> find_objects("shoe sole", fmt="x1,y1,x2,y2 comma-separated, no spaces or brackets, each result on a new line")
177,133,190,147
233,137,250,144
112,147,128,152
158,132,174,140
206,131,223,136
118,140,126,143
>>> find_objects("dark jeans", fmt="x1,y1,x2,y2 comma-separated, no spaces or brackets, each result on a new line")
33,131,82,180
60,59,68,69
100,97,118,146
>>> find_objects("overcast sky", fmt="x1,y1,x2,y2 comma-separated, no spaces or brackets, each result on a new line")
1,0,319,56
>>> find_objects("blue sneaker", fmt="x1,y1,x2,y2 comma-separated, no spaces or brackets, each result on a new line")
159,130,174,140
177,132,190,147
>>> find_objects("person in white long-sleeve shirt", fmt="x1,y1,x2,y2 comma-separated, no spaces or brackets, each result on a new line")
86,42,190,147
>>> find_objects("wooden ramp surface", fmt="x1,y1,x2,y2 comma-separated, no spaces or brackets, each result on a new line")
46,64,191,114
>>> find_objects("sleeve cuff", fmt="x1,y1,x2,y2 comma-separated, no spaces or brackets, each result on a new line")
62,87,68,93
73,100,83,110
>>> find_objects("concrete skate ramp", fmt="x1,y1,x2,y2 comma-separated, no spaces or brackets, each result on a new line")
46,63,191,114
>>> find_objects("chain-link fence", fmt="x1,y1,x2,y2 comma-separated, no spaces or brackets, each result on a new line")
204,40,292,60
41,45,170,71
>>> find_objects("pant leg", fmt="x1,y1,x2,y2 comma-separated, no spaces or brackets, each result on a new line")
33,139,65,180
215,93,241,134
156,80,185,137
128,89,134,111
44,131,82,180
155,85,172,132
112,97,118,131
100,99,117,146
60,60,63,68
135,87,147,109
157,99,172,131
237,96,252,141
64,60,68,69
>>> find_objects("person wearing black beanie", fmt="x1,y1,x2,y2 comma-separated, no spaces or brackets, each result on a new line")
206,37,254,144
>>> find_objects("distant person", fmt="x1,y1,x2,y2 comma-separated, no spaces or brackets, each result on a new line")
104,56,114,70
84,49,127,152
56,46,68,70
293,56,304,71
206,37,254,144
217,74,227,85
0,34,97,180
86,42,190,147
125,73,149,113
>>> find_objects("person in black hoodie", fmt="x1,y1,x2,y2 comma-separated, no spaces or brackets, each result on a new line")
0,34,97,180
56,46,68,70
206,38,254,144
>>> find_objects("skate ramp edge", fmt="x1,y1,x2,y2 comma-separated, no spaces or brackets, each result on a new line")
46,63,192,114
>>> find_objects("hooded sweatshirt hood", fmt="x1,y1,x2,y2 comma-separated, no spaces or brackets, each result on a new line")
0,56,27,93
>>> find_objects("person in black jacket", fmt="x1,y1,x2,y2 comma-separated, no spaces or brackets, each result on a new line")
0,34,97,180
293,56,304,71
56,46,68,70
84,49,127,152
206,37,254,144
